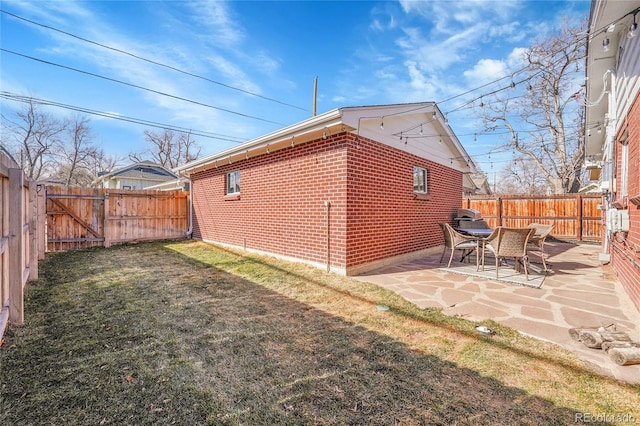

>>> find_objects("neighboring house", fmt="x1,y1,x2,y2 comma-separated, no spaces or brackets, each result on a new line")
586,0,640,312
93,161,179,190
145,177,190,191
36,177,67,187
470,173,492,196
174,102,477,276
462,174,478,197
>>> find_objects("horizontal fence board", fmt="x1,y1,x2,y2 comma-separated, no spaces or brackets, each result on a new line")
46,186,190,252
464,194,603,242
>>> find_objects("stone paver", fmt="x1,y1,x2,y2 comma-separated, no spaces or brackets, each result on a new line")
355,242,640,383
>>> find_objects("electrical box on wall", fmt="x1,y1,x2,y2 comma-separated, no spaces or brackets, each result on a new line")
606,209,630,232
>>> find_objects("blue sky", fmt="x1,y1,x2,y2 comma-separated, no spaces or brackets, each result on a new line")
1,0,590,172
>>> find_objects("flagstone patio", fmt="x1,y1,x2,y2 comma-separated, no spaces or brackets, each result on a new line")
355,241,640,383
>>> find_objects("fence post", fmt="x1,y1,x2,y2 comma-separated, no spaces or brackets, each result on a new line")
497,197,503,227
577,194,583,241
29,181,38,280
36,184,46,259
8,168,24,325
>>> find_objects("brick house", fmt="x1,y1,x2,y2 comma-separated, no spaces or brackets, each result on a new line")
175,102,476,275
586,0,640,312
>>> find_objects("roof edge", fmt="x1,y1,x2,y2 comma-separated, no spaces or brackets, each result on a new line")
174,108,343,174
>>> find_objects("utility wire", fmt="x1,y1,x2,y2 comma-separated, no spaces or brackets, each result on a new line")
1,48,286,126
1,91,248,143
0,9,308,112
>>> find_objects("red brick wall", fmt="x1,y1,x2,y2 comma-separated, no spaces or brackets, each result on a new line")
610,92,640,312
190,132,464,274
345,135,463,271
191,135,348,271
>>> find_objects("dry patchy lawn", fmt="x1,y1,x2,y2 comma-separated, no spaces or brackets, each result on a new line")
1,240,638,425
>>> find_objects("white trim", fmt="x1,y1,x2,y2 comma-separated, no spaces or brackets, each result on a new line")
174,102,477,176
174,108,344,174
413,166,428,193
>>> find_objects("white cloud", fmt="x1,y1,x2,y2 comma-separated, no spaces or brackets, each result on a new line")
186,0,244,46
399,0,521,35
507,47,528,69
463,58,508,83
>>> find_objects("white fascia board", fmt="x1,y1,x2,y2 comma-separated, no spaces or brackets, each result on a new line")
175,101,477,175
342,102,477,174
174,108,344,174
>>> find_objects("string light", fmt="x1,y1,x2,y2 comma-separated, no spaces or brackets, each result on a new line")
629,12,638,39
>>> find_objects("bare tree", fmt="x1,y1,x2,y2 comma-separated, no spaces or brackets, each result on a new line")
129,129,201,169
495,157,551,195
88,150,121,179
1,99,66,180
480,19,587,194
52,115,102,186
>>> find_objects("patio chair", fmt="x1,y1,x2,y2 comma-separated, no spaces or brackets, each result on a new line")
527,223,554,271
439,223,479,268
481,227,535,280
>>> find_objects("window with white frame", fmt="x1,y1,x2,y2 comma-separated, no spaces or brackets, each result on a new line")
227,170,240,195
620,131,629,197
413,166,428,193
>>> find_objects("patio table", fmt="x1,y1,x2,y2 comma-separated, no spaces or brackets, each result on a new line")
453,228,494,264
455,228,494,238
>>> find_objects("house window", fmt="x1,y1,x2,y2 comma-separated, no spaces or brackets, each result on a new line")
227,170,240,194
413,166,428,193
620,134,629,197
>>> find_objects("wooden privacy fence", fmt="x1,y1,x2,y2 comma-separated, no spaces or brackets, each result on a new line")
463,194,603,242
1,152,43,332
46,186,190,252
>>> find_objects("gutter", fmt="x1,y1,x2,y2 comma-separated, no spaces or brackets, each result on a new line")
174,108,344,175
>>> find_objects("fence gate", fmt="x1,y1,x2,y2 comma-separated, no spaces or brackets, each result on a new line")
46,187,106,251
45,186,190,252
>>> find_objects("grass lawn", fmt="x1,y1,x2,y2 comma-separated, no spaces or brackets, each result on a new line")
1,240,639,425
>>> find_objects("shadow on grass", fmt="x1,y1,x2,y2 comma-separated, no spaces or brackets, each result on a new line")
187,241,624,384
0,240,619,425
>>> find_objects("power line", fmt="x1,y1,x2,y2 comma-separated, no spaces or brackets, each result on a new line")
1,91,248,143
0,9,309,112
1,48,286,126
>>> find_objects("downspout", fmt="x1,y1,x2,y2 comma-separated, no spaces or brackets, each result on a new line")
185,177,193,238
602,69,617,260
